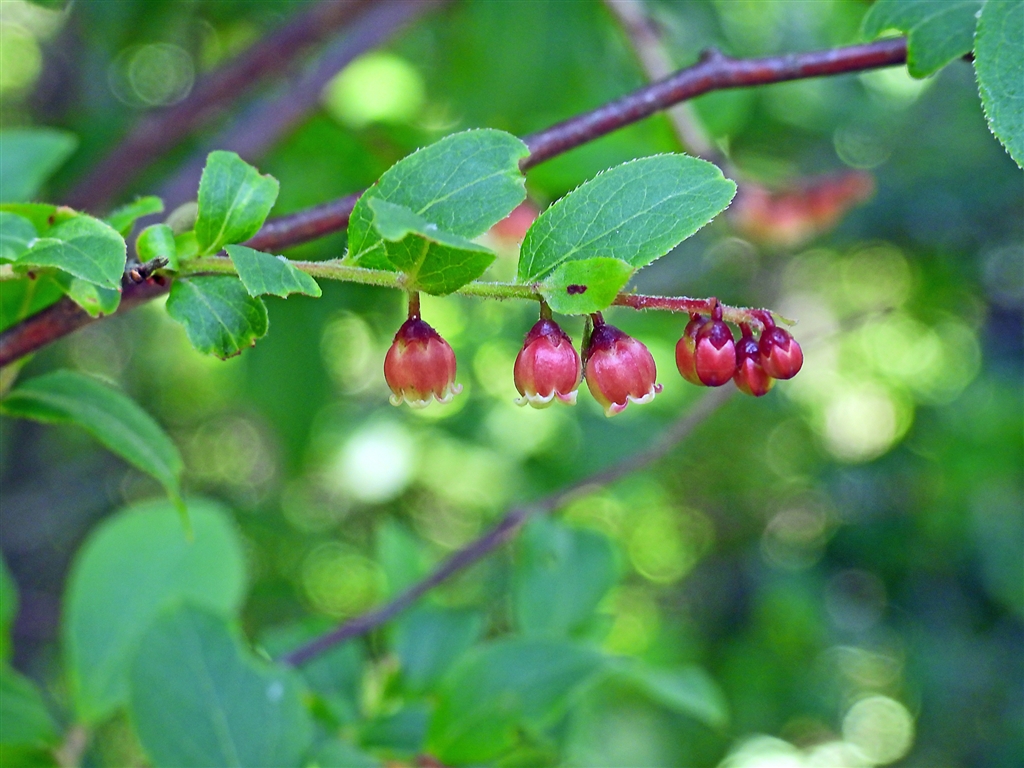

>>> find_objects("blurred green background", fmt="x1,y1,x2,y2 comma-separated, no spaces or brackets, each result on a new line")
1,1,1021,766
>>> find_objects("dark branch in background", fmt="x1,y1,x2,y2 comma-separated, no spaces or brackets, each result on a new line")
62,0,377,211
0,37,909,369
157,0,444,211
281,386,734,666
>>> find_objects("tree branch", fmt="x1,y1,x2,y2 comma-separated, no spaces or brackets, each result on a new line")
280,385,734,666
62,0,378,211
0,37,908,369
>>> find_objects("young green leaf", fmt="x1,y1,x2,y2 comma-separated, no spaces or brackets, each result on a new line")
862,0,982,78
63,499,246,723
0,274,63,333
610,660,729,729
368,198,495,295
514,517,618,638
17,214,127,290
347,128,528,269
226,244,322,298
361,705,430,757
1,370,183,505
0,211,36,262
393,605,484,694
195,151,280,256
166,276,269,358
518,155,736,283
136,223,178,268
0,667,59,748
0,556,16,663
975,0,1024,168
105,196,164,237
539,257,634,315
0,128,77,203
129,605,313,768
427,639,603,763
54,272,122,317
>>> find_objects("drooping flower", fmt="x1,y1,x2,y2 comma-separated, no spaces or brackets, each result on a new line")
759,323,803,380
675,313,708,385
583,320,662,417
733,326,774,397
384,316,462,408
514,318,582,408
694,305,737,387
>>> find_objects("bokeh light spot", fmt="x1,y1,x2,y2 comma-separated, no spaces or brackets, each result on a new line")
322,51,425,128
301,542,385,618
842,695,915,765
331,420,415,503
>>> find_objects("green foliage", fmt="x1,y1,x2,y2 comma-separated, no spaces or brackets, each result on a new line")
312,740,381,768
514,518,618,638
613,661,729,729
862,0,983,78
517,155,736,291
0,128,77,202
539,257,635,315
360,705,430,757
975,0,1024,168
62,499,246,722
367,198,495,295
347,128,528,275
166,276,269,358
17,214,127,290
392,604,484,694
105,196,164,237
427,639,602,763
0,667,58,748
195,151,280,257
1,370,183,507
53,271,121,317
0,202,62,233
226,244,322,298
0,212,36,262
129,605,313,768
136,223,178,266
0,557,16,663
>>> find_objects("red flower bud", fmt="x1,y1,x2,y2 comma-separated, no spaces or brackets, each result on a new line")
759,325,803,380
675,313,708,386
583,322,662,417
733,329,774,397
384,317,462,407
514,319,582,408
694,309,737,387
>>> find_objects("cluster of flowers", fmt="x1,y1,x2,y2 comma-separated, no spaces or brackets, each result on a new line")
383,303,802,417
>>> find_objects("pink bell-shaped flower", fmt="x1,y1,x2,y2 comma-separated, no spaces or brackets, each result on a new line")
675,313,708,386
733,326,774,397
694,303,737,387
514,318,582,408
384,316,462,408
583,319,662,417
759,321,803,380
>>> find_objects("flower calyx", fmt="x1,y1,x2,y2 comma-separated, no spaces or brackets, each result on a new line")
514,318,582,408
583,316,662,417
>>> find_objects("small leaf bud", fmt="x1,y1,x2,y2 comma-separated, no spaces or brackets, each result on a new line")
514,318,582,408
583,321,662,417
384,317,462,408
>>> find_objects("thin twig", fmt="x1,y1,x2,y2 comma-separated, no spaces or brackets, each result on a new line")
0,37,909,368
280,385,734,666
62,0,378,211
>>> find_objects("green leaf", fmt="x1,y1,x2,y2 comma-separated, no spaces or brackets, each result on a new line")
518,155,736,283
129,605,313,768
514,518,618,638
136,223,178,268
0,212,36,262
539,257,634,315
54,272,121,317
311,740,381,768
0,667,58,747
612,660,729,729
862,0,982,78
166,276,269,358
0,128,77,202
0,203,59,234
975,0,1024,168
360,705,430,757
393,604,484,694
0,557,17,663
1,371,182,506
367,198,495,295
347,128,528,270
0,274,63,333
226,244,322,298
195,151,280,256
18,215,127,290
427,639,602,763
105,196,164,237
62,498,246,723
